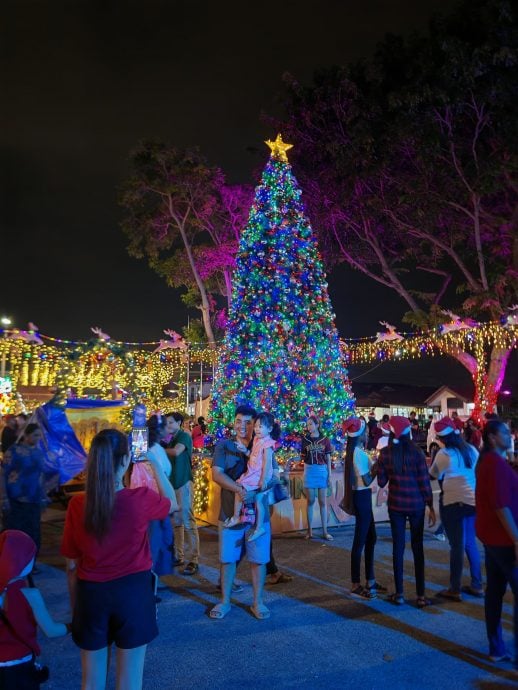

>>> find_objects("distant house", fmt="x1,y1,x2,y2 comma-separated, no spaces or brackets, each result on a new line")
352,382,474,422
423,385,472,419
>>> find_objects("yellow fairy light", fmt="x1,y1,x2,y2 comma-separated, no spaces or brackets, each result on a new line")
265,133,293,162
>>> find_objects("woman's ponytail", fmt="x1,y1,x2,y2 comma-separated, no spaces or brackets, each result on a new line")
84,429,128,540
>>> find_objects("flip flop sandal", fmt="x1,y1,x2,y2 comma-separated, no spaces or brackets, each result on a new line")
367,582,388,593
438,589,462,602
416,597,432,609
273,572,293,584
250,604,270,620
461,586,484,598
322,533,334,541
387,593,404,605
350,586,376,599
209,603,231,619
216,582,244,593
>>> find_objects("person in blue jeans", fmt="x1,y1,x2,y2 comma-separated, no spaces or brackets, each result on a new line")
377,416,436,608
430,417,482,601
342,417,386,599
475,419,518,669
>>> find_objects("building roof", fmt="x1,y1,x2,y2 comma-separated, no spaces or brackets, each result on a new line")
352,382,472,408
424,385,470,405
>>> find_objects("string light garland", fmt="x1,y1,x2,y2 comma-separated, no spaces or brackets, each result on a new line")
192,452,211,514
340,323,516,364
0,321,515,417
0,337,213,419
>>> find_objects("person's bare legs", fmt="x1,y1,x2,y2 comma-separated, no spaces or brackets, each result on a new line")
318,488,331,539
80,648,109,690
234,492,243,519
225,490,245,528
220,562,237,606
250,562,268,615
305,488,315,538
115,645,147,690
248,491,267,541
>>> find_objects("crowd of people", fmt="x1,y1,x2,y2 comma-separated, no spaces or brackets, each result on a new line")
0,406,516,688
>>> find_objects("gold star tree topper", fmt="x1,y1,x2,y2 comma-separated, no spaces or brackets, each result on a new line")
265,133,293,162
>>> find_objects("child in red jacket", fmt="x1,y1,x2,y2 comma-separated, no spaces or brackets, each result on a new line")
0,530,69,689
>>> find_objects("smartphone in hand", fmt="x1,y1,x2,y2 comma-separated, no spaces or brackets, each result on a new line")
131,427,149,463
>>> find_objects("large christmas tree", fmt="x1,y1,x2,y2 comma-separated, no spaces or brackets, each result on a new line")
210,134,354,438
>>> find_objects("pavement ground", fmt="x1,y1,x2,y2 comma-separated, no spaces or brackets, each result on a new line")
34,508,517,690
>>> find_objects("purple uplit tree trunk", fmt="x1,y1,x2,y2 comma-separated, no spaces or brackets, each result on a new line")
120,143,250,346
272,3,518,412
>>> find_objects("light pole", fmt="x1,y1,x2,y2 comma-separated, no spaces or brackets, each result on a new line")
1,316,12,379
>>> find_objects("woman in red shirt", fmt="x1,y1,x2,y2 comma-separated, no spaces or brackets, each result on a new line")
62,429,175,690
475,420,518,669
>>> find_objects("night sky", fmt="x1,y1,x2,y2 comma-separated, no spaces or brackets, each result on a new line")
5,0,512,392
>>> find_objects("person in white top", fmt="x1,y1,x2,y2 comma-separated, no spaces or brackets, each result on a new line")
130,416,178,577
342,418,386,600
430,417,482,601
375,420,391,451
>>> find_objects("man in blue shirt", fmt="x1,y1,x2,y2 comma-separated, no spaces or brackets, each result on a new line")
210,405,272,619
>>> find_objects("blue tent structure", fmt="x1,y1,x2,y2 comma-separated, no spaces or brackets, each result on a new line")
34,400,87,485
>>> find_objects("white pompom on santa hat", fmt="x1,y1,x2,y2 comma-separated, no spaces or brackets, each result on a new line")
434,417,460,437
389,416,411,444
380,421,391,435
342,417,366,437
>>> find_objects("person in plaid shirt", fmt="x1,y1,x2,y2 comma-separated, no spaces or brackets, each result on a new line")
377,416,436,608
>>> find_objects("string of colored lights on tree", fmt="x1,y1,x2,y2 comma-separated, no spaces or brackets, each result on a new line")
209,134,356,438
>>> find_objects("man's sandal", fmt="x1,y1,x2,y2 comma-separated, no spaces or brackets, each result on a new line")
250,604,270,620
209,603,231,619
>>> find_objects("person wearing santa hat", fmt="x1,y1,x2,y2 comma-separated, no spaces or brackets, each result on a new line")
377,416,436,607
0,530,69,689
430,417,482,602
375,418,391,452
342,417,386,599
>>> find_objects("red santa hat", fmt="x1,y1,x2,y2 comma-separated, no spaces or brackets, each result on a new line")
342,417,366,437
380,421,391,435
0,530,36,592
435,417,461,437
389,416,411,443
